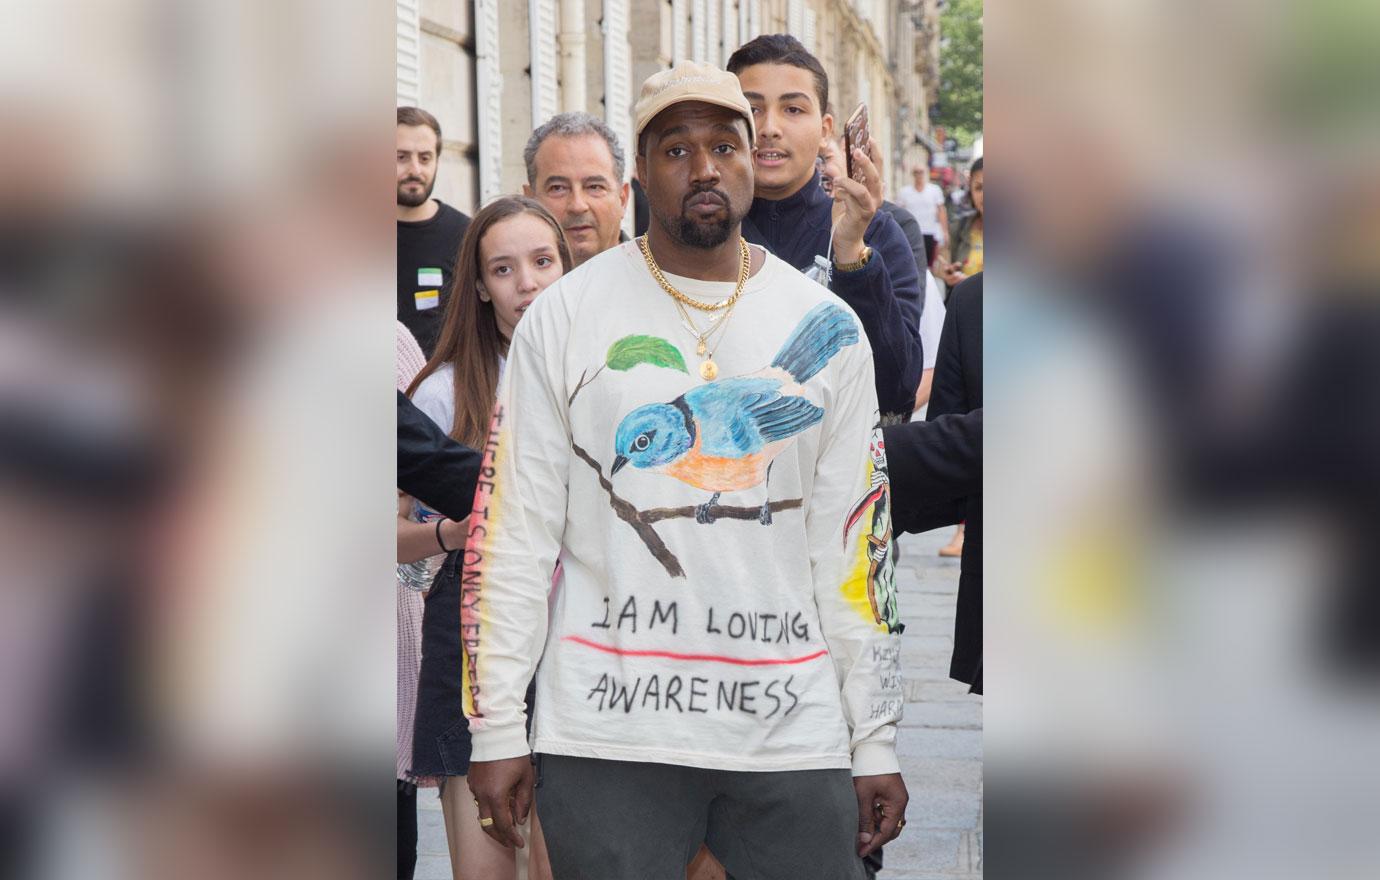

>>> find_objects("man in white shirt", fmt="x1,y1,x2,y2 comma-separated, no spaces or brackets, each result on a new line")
463,61,908,880
895,164,949,264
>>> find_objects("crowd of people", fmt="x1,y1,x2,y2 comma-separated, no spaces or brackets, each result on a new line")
395,34,982,880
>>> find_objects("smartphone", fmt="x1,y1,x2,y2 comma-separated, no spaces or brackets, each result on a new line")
844,103,870,183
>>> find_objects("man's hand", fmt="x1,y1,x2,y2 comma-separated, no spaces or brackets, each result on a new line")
467,756,534,849
854,772,909,858
831,146,882,265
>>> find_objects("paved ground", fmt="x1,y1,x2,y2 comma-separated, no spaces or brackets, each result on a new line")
882,526,983,879
414,526,982,879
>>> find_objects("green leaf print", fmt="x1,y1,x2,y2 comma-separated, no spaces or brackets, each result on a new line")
605,335,688,374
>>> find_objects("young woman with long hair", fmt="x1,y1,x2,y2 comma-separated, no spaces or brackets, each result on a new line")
398,196,571,880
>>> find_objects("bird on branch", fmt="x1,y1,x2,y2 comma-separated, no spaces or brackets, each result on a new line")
610,303,859,525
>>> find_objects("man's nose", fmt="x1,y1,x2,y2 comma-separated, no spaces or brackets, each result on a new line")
756,107,782,143
568,186,590,215
689,149,721,185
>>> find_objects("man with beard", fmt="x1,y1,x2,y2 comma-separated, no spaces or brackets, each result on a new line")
523,112,631,266
397,106,471,356
462,61,908,879
727,35,924,426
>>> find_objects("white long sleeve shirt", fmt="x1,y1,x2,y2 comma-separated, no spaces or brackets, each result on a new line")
461,241,904,776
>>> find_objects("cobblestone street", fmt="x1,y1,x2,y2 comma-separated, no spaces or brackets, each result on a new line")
415,526,982,879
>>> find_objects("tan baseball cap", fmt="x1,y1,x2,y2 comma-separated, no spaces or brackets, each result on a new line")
633,61,756,145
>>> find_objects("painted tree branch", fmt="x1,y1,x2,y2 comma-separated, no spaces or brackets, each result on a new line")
570,442,806,578
570,441,686,578
641,499,803,524
567,364,606,407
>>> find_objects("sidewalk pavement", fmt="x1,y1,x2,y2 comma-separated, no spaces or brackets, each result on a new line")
413,526,982,879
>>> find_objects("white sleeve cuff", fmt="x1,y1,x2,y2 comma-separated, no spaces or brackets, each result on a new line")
467,723,532,763
851,741,901,777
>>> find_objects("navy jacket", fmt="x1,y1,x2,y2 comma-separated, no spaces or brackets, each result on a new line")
742,170,923,421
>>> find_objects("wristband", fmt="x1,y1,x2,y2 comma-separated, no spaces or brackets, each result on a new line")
435,518,453,553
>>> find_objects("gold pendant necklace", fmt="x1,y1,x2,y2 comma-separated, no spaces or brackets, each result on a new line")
673,297,737,380
638,235,751,380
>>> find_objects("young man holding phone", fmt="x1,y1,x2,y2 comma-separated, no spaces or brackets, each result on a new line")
727,35,924,425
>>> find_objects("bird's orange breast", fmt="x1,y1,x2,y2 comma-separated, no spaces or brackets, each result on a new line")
662,432,783,492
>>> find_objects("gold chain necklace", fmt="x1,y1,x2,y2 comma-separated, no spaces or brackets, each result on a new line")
637,235,752,380
637,234,751,312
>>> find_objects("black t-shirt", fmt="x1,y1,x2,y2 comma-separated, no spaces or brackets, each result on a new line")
398,201,471,357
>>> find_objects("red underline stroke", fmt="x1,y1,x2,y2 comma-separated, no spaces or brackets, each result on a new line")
563,635,828,667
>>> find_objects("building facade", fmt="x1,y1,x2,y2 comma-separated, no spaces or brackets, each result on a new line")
397,0,941,218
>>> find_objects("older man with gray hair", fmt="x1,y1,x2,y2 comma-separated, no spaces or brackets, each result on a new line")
523,112,631,265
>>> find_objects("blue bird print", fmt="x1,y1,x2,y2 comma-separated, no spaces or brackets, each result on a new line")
611,302,859,524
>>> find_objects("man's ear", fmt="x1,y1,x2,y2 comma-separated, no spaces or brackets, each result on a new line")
635,153,647,187
820,113,835,145
619,181,630,208
522,183,534,197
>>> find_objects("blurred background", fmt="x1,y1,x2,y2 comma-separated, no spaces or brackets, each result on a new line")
2,0,1378,877
1,1,394,877
987,0,1380,877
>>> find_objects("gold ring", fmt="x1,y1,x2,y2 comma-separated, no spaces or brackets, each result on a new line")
479,817,495,828
897,819,906,830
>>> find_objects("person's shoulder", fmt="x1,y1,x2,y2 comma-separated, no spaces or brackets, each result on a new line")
758,250,872,348
948,207,976,233
413,362,454,393
410,364,456,428
950,272,983,316
882,201,920,232
865,206,910,252
553,240,640,302
515,241,640,338
433,201,472,230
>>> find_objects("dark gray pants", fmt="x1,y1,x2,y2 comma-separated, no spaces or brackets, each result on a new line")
535,754,869,880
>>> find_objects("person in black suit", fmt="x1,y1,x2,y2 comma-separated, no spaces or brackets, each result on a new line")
397,389,480,522
884,272,983,693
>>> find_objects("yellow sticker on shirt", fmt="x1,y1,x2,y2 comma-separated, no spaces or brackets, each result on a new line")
414,289,440,310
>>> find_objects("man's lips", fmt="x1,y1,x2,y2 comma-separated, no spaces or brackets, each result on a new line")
755,149,789,167
686,193,727,215
564,224,595,235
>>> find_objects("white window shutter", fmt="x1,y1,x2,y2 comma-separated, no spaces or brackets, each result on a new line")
476,0,503,202
748,0,761,40
530,0,559,128
706,0,720,67
602,0,635,235
692,0,707,63
672,0,688,63
803,7,817,55
721,0,738,66
788,0,804,38
395,0,421,107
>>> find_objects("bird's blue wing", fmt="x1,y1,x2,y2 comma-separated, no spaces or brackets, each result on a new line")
684,379,782,457
747,394,824,444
